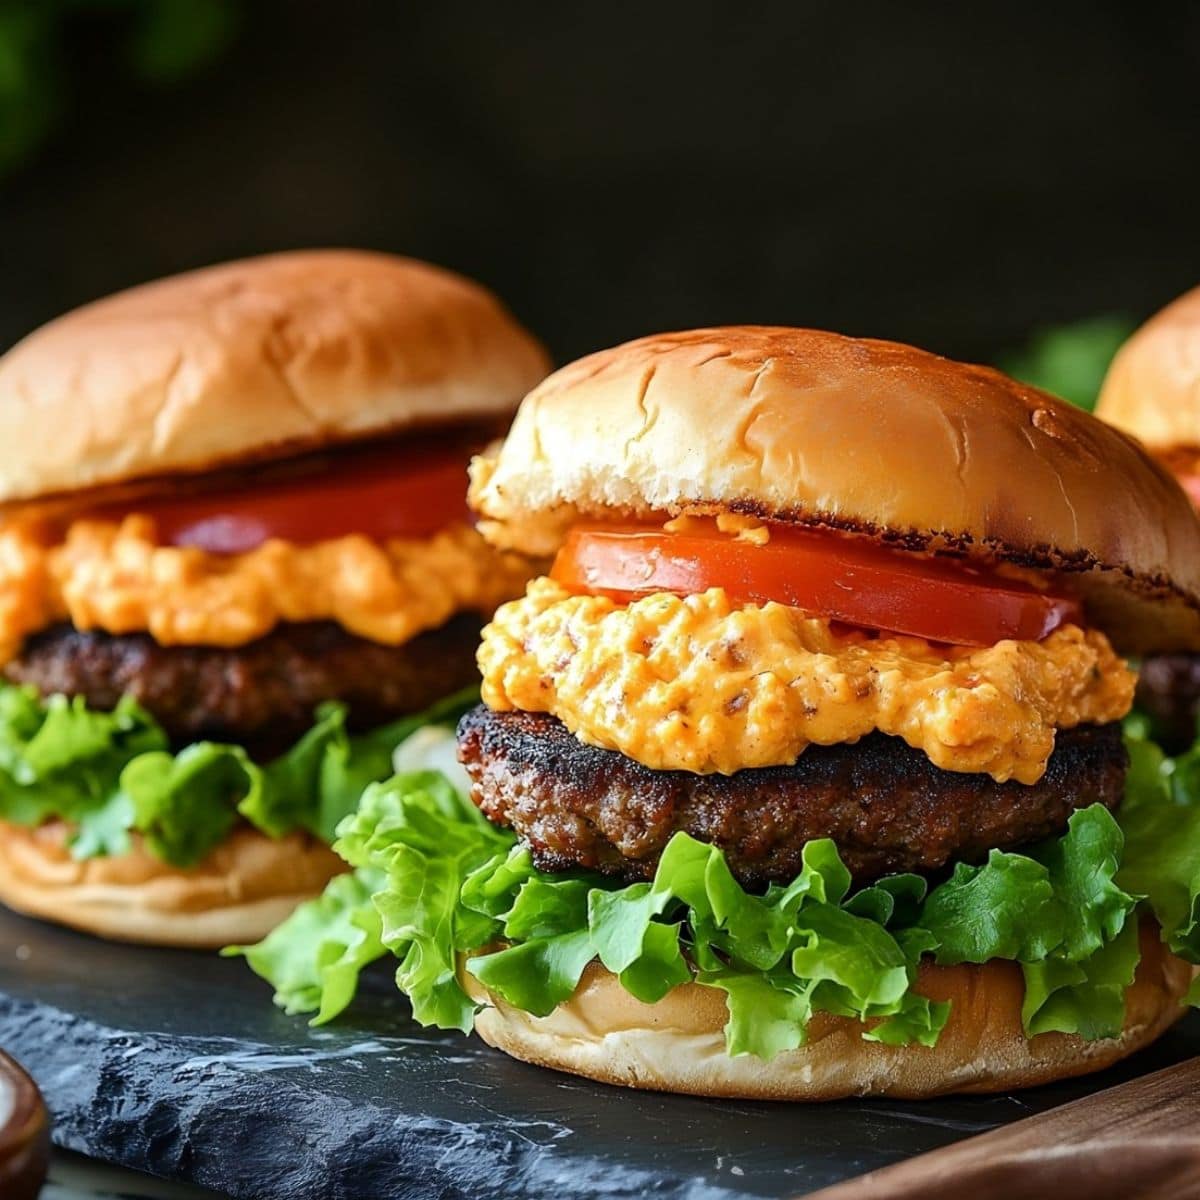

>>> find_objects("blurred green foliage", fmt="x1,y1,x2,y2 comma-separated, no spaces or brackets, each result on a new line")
998,315,1136,412
0,0,239,177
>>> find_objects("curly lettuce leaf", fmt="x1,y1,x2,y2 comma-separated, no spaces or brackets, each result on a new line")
332,742,509,1031
0,690,167,856
698,970,815,1059
866,993,951,1047
1022,918,1141,1039
918,806,1136,968
229,722,488,1022
225,868,385,1021
122,742,256,867
0,682,477,868
251,687,477,843
467,930,598,1018
373,780,505,1031
1035,804,1135,961
917,851,1058,964
1117,733,1200,958
67,789,137,860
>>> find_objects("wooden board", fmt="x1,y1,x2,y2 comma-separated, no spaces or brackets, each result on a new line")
806,1056,1200,1199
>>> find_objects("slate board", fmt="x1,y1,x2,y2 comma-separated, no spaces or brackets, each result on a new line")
2,905,1199,1200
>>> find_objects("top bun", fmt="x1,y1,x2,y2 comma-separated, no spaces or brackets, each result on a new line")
471,326,1200,653
1097,285,1200,451
0,250,550,503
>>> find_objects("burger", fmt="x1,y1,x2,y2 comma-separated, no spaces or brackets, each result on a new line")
1096,284,1200,751
241,326,1200,1100
0,250,548,947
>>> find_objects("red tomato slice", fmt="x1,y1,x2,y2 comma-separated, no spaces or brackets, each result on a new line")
550,523,1082,646
88,435,475,554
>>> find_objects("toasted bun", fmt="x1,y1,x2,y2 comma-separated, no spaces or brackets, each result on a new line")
471,326,1200,653
0,250,550,504
0,820,343,948
465,922,1192,1100
1097,285,1200,451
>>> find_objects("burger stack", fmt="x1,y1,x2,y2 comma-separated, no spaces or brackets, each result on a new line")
241,325,1200,1099
0,250,547,946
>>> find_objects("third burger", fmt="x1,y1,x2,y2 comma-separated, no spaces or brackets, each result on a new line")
1097,284,1200,751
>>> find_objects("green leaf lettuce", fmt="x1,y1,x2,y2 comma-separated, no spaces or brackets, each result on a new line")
0,682,477,868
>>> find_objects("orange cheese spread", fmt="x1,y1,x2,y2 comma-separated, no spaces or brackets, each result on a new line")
0,516,532,659
478,577,1135,783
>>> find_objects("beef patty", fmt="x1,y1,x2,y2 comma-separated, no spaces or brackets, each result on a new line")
458,706,1127,887
1134,653,1200,755
5,614,483,756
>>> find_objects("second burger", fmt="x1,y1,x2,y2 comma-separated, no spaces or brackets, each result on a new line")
0,249,548,946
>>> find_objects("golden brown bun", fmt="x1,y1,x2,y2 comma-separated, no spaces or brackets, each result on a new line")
1097,285,1200,452
471,326,1200,654
0,250,550,504
465,923,1192,1100
0,820,343,948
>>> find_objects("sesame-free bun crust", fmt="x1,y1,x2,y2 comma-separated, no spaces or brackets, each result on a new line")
471,327,1200,653
0,250,550,504
0,820,344,948
466,923,1192,1100
1097,285,1200,452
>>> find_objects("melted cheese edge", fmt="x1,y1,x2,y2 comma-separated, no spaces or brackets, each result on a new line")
0,516,532,657
479,577,1135,783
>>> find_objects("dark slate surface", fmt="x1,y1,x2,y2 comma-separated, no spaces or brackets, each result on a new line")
2,906,1199,1200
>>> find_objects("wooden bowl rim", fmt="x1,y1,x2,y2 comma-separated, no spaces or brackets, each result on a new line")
0,1049,48,1165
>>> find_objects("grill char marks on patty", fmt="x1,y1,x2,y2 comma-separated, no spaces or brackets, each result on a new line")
5,613,484,758
457,706,1128,888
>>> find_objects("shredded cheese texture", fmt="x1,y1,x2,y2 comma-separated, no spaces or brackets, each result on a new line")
479,577,1135,783
0,516,532,658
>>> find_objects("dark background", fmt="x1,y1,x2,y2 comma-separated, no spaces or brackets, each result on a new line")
2,0,1198,370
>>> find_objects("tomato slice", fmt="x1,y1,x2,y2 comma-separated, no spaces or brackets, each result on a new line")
87,434,475,554
550,523,1082,646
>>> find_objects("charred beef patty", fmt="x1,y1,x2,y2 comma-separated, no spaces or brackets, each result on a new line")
6,613,483,756
1134,653,1200,755
458,706,1127,887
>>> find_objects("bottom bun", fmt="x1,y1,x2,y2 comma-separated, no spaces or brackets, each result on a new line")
465,922,1193,1099
0,820,344,948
